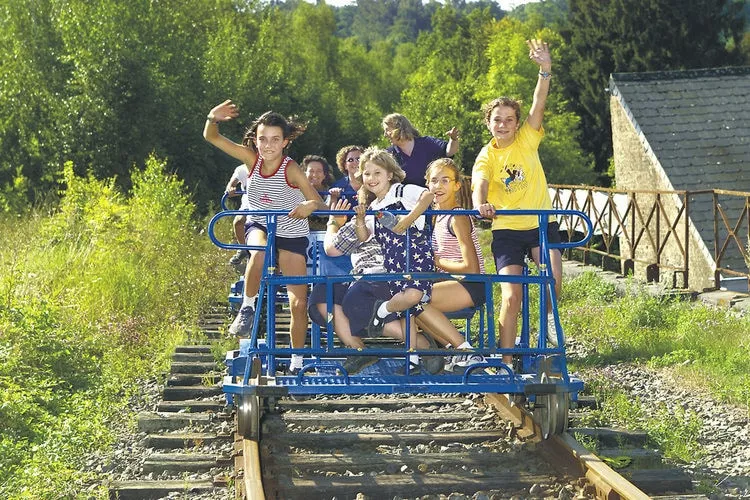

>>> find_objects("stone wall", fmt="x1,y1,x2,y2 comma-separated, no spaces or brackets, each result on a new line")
610,96,716,291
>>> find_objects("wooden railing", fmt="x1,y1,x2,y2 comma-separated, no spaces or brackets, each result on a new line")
549,185,750,291
711,189,750,288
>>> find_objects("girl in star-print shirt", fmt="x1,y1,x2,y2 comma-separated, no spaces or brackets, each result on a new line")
353,147,437,371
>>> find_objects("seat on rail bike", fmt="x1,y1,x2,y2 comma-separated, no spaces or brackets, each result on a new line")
209,207,593,440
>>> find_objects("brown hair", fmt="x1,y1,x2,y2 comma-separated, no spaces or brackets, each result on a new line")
335,145,365,174
482,97,522,125
242,111,307,151
301,154,334,188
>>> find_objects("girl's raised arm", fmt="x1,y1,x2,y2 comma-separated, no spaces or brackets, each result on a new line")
204,100,257,165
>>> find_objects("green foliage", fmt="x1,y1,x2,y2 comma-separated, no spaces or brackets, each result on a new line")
563,271,617,303
396,7,596,185
0,158,227,496
562,271,750,407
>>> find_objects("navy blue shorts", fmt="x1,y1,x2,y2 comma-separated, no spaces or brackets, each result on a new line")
491,221,561,271
460,281,487,307
245,222,309,258
309,280,395,337
308,282,349,326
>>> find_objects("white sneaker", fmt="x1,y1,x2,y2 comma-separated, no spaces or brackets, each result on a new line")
546,315,564,347
448,352,486,371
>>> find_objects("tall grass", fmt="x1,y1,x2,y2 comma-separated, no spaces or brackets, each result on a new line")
476,229,749,457
562,271,750,409
0,156,230,498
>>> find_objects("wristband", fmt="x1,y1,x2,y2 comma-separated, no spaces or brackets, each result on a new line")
539,71,552,80
206,114,218,124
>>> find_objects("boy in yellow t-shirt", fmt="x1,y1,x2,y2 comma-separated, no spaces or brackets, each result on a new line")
471,39,563,363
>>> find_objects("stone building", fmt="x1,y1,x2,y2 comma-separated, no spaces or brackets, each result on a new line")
609,67,750,291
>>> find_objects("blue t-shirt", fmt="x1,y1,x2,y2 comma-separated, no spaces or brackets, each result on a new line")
387,135,448,187
331,176,359,206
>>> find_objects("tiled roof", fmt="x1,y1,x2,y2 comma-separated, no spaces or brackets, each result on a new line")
610,67,750,275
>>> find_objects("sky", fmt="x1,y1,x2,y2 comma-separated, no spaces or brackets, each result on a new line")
311,0,543,11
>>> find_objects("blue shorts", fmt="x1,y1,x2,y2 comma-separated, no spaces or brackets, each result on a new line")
491,221,561,271
460,281,487,307
308,280,395,337
245,222,309,258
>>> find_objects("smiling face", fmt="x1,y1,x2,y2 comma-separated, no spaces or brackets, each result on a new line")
427,166,459,208
343,150,361,178
361,161,393,200
255,124,288,161
305,161,326,190
486,105,519,148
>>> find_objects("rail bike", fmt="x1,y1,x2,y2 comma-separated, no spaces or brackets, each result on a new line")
208,203,593,442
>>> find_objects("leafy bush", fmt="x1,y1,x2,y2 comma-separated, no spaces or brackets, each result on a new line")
0,155,228,497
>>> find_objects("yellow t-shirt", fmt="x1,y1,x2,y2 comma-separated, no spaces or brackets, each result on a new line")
471,122,553,231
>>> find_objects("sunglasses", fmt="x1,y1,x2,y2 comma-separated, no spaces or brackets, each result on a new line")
346,157,361,163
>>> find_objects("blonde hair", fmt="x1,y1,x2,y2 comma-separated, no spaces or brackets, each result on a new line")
424,157,471,209
382,113,420,142
357,147,405,207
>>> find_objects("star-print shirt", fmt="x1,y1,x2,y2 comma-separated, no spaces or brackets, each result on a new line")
365,183,434,313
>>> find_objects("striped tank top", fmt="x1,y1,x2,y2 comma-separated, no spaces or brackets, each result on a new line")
245,155,309,238
431,213,485,273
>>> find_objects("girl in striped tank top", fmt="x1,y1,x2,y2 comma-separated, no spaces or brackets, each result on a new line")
204,100,325,374
424,158,487,370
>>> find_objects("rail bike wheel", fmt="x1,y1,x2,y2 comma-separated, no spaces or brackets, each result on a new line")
238,357,263,441
237,394,260,440
532,359,570,439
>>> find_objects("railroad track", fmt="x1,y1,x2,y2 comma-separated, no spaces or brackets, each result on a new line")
107,308,234,499
105,308,707,499
234,382,708,499
245,393,580,499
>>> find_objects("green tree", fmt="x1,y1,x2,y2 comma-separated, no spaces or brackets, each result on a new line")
562,0,746,179
399,7,595,184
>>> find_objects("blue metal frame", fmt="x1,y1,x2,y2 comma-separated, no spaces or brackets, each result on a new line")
208,207,593,401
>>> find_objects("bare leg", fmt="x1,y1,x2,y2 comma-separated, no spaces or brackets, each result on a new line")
415,304,465,347
498,265,524,364
381,288,424,314
530,247,563,313
315,303,365,349
278,250,308,350
233,215,247,245
429,281,476,314
243,229,267,297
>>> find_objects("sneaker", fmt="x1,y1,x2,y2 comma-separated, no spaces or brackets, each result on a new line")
420,333,444,375
342,355,380,374
448,352,486,372
228,304,254,336
546,315,564,347
365,300,386,337
395,361,422,375
229,249,249,274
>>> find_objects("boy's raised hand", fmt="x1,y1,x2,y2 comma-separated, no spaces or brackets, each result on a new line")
526,39,551,69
